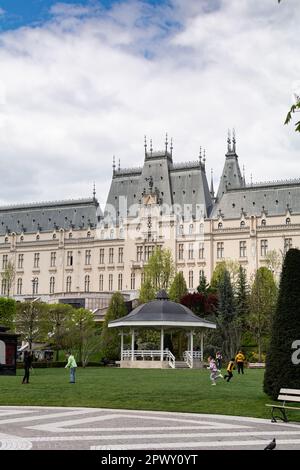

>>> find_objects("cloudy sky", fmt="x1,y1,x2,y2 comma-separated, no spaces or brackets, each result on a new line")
0,0,299,209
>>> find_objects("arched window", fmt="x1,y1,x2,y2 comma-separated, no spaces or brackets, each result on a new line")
199,223,204,233
69,232,72,239
286,217,291,225
52,233,57,239
218,222,223,229
84,275,90,293
110,229,114,239
66,276,72,293
17,278,22,295
87,231,91,238
240,220,245,228
179,225,184,236
36,234,40,240
4,237,8,243
119,228,124,239
49,276,55,294
261,219,266,226
189,224,193,235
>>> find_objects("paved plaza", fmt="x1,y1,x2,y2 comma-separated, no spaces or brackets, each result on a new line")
0,406,300,450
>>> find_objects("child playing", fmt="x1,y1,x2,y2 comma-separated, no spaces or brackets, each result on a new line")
224,358,235,382
207,356,223,385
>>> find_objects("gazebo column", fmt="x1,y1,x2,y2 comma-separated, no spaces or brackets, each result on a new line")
190,330,194,368
200,331,204,361
120,330,124,361
131,329,135,361
160,327,164,362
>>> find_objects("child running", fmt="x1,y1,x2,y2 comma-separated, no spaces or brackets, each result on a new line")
224,358,235,382
207,356,223,385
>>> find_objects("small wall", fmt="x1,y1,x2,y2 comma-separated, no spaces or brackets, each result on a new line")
120,360,170,369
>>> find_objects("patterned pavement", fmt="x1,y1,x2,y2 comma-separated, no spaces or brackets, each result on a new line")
0,406,300,450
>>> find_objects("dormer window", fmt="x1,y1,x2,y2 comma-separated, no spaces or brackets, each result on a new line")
218,222,223,229
4,237,8,243
87,231,91,238
240,220,245,228
286,217,291,225
189,224,193,234
261,219,266,226
52,233,56,239
36,234,40,240
69,232,72,239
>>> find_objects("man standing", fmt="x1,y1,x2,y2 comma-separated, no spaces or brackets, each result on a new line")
65,352,77,383
22,350,33,384
235,350,246,374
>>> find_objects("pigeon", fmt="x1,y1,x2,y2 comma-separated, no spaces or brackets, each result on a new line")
264,438,276,450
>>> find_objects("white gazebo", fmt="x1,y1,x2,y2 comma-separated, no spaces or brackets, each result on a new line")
108,290,216,369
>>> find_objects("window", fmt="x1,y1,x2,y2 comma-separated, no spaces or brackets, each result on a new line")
36,234,40,240
260,239,268,257
189,271,193,289
1,278,7,296
2,255,8,269
34,253,40,268
67,251,73,266
109,248,114,264
69,232,72,239
189,224,193,235
239,241,247,258
261,219,266,226
141,272,145,284
137,246,143,262
50,252,56,267
284,238,292,253
178,244,184,260
85,249,91,265
145,245,155,261
118,247,124,264
199,223,204,233
179,225,184,236
17,278,22,295
217,242,224,259
53,233,57,239
84,274,90,292
110,229,114,239
99,248,105,264
118,273,123,291
199,270,204,282
218,222,223,229
32,278,39,295
286,217,291,225
4,237,8,243
66,276,72,293
240,220,245,228
18,254,24,269
108,274,113,291
49,276,55,294
199,243,204,259
131,272,135,290
87,231,91,238
119,228,124,239
188,243,194,260
99,274,104,291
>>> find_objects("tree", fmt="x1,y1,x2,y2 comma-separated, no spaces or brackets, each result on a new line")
265,250,283,280
169,272,188,302
100,292,127,360
47,303,74,361
248,267,278,361
215,269,237,360
1,261,16,297
143,248,175,291
0,297,16,331
65,308,98,366
264,249,300,399
235,266,250,348
180,292,217,317
211,260,240,291
15,301,49,350
139,278,156,304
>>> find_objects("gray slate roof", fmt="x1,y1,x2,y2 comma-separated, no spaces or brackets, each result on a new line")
0,198,101,235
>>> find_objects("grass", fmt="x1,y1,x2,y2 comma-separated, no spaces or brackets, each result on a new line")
0,367,286,420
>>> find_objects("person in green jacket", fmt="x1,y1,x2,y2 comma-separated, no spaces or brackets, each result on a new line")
65,352,77,383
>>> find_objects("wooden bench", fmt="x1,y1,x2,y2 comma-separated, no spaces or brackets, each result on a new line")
266,388,300,423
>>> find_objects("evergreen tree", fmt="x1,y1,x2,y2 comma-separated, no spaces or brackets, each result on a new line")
0,297,16,330
249,267,278,362
264,249,300,399
197,273,211,295
215,269,237,359
100,292,127,360
235,265,250,348
169,272,188,302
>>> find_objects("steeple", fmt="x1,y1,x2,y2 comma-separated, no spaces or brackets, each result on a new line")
216,129,243,200
92,182,96,201
112,155,116,175
165,132,168,154
144,135,147,157
210,168,215,199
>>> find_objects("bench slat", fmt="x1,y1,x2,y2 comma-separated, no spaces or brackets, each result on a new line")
278,395,300,402
266,404,300,410
280,388,300,395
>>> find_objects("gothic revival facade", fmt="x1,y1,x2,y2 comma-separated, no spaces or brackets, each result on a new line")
1,134,299,310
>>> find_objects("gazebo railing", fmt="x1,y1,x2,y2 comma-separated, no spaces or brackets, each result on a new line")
183,350,203,367
122,349,175,367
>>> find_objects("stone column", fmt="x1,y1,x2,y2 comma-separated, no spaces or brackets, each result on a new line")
160,327,164,362
120,330,124,361
131,329,135,361
190,330,194,368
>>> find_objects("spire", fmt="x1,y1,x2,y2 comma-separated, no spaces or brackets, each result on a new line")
210,168,215,198
150,138,153,157
203,148,206,171
227,129,231,153
112,155,116,175
199,146,202,164
118,158,121,172
232,128,236,153
242,165,246,186
250,173,253,186
165,132,168,154
170,137,173,157
92,182,96,200
144,135,147,157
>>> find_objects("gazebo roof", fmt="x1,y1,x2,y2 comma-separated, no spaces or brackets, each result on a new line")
108,290,216,329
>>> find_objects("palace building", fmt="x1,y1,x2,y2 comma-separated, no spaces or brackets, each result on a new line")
1,133,299,315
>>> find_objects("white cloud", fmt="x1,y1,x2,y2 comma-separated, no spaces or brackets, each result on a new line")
0,0,299,205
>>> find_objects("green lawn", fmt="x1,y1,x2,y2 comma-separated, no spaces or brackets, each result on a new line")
0,367,285,420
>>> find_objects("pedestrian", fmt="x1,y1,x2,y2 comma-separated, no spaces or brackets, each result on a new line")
207,356,223,385
235,350,246,374
65,351,77,383
22,350,33,384
224,358,235,382
216,351,223,369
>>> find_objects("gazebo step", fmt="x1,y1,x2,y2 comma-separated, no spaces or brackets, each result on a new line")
174,361,190,369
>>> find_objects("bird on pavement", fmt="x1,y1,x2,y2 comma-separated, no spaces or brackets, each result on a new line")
264,438,276,450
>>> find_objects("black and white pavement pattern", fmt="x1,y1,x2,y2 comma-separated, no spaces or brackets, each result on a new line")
0,406,299,450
